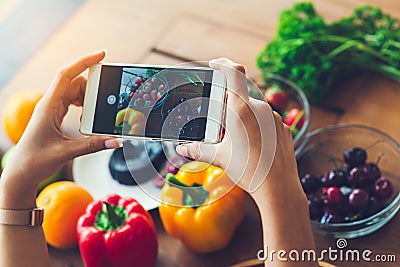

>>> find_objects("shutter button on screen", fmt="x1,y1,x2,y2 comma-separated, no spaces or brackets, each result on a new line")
107,95,117,105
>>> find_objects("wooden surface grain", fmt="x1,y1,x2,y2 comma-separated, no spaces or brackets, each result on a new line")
0,0,399,266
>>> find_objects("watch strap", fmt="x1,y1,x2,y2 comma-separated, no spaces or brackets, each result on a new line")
0,207,44,227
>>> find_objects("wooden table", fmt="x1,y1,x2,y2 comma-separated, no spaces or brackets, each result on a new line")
0,0,399,266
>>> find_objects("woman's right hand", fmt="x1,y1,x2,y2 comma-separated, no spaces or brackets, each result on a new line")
176,58,316,267
176,58,302,197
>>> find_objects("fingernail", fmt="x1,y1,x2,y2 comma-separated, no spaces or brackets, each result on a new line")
92,49,107,56
209,60,218,68
176,145,188,157
105,139,122,149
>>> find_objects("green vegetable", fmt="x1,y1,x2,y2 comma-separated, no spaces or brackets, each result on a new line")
257,2,400,102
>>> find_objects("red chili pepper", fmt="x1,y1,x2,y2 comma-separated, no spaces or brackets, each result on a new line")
76,194,158,267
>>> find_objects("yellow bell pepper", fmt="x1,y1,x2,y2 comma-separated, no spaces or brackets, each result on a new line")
115,107,145,135
159,161,245,253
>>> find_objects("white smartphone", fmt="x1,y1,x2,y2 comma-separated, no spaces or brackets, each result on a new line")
80,63,227,143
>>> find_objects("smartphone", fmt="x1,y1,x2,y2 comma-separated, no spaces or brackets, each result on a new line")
80,63,227,143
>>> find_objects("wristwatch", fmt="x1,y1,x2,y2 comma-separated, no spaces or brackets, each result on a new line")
0,207,44,227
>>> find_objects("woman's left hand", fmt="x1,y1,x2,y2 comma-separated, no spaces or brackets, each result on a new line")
0,50,120,209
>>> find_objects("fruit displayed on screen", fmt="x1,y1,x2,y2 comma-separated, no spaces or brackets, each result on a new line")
115,68,206,138
117,76,167,111
162,97,202,137
118,69,205,113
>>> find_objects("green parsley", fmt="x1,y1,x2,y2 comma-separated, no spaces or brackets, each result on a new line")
257,2,400,102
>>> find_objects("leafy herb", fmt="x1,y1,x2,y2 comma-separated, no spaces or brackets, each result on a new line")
257,2,400,102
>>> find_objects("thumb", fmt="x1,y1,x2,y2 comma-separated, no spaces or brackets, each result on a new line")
176,142,218,165
65,136,121,160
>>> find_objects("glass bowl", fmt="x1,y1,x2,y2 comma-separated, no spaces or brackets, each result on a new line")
248,73,310,156
296,124,400,238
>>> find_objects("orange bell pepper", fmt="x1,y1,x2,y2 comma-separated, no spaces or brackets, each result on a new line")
159,161,245,253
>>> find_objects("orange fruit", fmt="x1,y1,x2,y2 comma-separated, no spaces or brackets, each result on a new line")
3,90,43,143
36,181,93,249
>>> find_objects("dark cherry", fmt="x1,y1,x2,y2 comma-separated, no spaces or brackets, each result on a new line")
373,177,393,200
152,175,166,188
166,163,179,174
308,195,324,221
363,197,386,217
348,188,370,212
343,147,367,167
361,184,374,196
362,163,381,182
164,156,188,175
347,167,363,187
335,198,353,215
320,210,345,224
166,160,180,174
327,169,347,187
322,187,344,208
347,167,371,187
301,174,321,194
320,172,332,187
308,192,324,205
341,166,350,177
319,172,330,186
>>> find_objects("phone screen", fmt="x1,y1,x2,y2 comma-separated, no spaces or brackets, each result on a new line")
92,65,214,141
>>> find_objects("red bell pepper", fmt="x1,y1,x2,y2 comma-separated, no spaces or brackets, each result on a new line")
76,194,158,267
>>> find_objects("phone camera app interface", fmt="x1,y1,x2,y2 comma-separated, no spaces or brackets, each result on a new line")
114,67,212,140
107,94,117,105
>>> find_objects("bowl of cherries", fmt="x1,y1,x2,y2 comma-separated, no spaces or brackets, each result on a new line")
296,124,400,238
248,73,310,156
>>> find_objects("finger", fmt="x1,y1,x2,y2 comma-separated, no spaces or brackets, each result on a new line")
209,58,249,105
50,50,105,97
50,76,87,123
176,142,219,165
65,136,121,160
67,75,87,107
